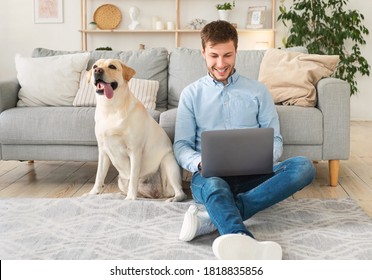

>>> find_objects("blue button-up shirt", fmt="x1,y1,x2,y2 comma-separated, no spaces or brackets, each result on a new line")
174,71,283,173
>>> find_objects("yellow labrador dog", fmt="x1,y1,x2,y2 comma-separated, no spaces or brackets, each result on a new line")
87,59,187,202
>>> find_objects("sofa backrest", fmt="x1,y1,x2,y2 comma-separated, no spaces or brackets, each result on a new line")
167,46,308,109
32,47,169,111
168,48,267,109
168,48,207,109
31,46,308,111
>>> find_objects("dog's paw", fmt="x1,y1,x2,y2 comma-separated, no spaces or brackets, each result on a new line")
89,187,102,195
89,184,104,195
166,193,188,202
125,194,137,200
165,197,176,202
89,190,99,195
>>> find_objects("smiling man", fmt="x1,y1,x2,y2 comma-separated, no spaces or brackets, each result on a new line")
173,20,316,260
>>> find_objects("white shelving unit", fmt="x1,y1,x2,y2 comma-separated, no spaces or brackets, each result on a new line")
80,0,276,51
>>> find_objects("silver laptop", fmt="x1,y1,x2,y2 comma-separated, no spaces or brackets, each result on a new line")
201,128,274,177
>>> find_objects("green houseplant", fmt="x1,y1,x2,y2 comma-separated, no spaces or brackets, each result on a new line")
216,1,235,21
95,47,113,51
278,0,370,95
216,1,235,10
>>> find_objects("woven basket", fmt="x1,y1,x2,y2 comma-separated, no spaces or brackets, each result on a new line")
93,4,121,30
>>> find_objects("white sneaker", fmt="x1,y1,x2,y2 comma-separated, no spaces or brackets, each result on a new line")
212,234,282,260
179,204,217,241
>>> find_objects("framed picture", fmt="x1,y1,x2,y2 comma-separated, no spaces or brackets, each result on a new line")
34,0,64,23
246,6,266,29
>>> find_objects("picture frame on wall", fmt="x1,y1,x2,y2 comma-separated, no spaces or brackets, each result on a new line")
34,0,64,23
246,6,266,29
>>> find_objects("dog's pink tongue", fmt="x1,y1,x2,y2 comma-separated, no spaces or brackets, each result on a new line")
99,82,114,99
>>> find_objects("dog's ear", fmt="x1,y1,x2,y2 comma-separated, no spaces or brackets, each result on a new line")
87,69,92,83
121,63,136,82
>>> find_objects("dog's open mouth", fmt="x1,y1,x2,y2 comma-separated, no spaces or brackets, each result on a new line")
94,80,118,99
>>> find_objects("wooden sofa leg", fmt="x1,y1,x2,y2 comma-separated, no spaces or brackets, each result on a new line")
329,160,339,187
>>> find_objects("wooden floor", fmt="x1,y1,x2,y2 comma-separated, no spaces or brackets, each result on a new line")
1,121,372,217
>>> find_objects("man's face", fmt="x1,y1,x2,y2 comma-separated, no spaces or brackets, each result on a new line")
202,40,237,84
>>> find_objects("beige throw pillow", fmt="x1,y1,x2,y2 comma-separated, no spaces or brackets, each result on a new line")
73,71,159,110
16,53,90,106
258,48,339,107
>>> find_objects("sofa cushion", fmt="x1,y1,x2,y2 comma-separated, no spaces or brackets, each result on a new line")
258,48,339,107
235,50,266,80
15,53,90,106
235,47,308,81
74,71,159,110
32,48,169,111
168,48,207,109
0,107,96,145
73,71,96,107
276,106,323,145
168,48,270,109
0,107,161,145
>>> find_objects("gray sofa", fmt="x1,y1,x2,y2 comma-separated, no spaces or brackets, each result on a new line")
0,47,350,186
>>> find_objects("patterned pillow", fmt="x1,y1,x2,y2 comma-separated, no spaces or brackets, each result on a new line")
73,71,159,110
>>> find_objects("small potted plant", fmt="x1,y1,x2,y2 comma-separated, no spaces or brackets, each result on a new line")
216,1,235,21
88,21,97,30
216,1,235,10
95,47,113,51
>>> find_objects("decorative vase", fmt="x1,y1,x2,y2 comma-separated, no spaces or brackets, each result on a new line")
218,10,231,21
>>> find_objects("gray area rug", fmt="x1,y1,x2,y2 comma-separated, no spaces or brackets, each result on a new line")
1,194,372,260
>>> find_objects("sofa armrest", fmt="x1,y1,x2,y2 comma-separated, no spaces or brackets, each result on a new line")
316,77,350,160
159,108,178,143
0,79,20,113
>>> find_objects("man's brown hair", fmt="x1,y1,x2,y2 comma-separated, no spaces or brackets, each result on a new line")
200,20,238,50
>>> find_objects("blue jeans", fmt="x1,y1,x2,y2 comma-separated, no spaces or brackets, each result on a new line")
190,156,316,237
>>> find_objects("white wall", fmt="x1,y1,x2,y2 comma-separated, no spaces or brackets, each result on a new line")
1,0,372,120
0,0,81,76
346,0,372,121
